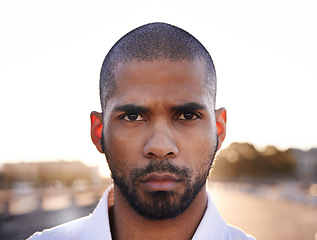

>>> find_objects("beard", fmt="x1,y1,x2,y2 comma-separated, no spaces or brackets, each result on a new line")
112,160,207,220
103,135,218,220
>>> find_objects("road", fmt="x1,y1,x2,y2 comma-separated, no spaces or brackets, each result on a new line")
209,185,317,240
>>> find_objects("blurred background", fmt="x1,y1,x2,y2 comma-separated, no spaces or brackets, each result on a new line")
0,0,316,239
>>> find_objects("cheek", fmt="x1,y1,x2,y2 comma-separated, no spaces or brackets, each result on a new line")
182,123,217,151
103,126,144,175
180,126,217,169
103,129,127,174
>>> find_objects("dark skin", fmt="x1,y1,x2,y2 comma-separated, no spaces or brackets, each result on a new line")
91,59,227,240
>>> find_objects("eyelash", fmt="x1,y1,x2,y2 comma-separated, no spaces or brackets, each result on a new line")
177,112,201,120
121,113,145,122
120,112,201,122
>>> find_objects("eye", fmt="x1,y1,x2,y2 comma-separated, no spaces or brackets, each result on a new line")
177,112,200,120
122,113,145,122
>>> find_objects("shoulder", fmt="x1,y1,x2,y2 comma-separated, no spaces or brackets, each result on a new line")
227,225,256,240
27,215,89,240
27,186,113,240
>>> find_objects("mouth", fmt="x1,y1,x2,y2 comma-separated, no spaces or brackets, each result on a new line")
139,173,181,191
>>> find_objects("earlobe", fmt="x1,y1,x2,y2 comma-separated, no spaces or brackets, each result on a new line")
215,107,227,150
90,111,104,153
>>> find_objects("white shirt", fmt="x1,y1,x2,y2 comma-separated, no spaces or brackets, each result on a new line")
28,186,255,240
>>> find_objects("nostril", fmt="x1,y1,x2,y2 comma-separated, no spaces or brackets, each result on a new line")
144,151,177,160
143,131,179,159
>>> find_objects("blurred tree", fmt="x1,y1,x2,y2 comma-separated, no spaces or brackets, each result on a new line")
210,142,296,181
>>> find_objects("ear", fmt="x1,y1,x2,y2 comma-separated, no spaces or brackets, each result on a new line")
215,107,227,150
90,111,104,153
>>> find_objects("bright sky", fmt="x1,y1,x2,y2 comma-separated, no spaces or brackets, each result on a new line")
1,0,316,176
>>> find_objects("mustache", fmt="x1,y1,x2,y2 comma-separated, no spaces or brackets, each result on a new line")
130,160,192,181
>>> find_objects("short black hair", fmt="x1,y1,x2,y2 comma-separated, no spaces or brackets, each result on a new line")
99,22,217,112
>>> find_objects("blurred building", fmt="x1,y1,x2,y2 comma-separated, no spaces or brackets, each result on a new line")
291,148,317,181
1,161,102,189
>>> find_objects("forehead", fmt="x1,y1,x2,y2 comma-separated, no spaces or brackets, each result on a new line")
109,59,212,108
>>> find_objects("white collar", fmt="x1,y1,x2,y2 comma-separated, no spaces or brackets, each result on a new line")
82,186,113,239
192,192,228,239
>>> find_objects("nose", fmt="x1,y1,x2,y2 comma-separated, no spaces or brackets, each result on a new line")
143,121,178,160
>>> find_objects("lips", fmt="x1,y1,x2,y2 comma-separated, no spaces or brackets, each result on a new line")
139,173,181,191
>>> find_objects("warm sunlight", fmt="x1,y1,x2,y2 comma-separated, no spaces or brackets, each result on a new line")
1,0,316,168
0,1,316,239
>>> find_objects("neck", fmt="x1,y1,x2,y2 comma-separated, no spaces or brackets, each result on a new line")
109,185,208,240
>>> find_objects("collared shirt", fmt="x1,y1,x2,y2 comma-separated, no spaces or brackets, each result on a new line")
28,186,255,240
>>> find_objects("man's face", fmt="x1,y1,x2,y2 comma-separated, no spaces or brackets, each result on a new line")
102,59,218,220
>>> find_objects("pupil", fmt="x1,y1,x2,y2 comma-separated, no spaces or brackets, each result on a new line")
128,114,138,120
184,113,194,119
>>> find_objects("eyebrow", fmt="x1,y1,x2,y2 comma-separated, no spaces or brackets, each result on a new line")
113,102,207,114
113,104,149,113
171,102,207,113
